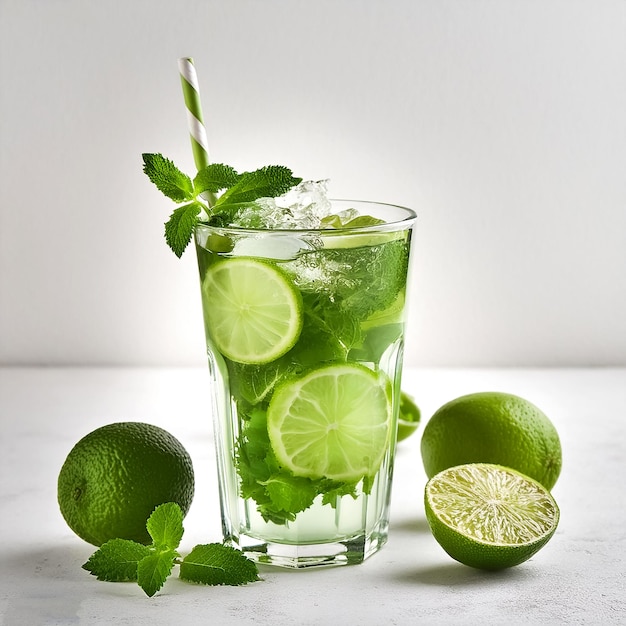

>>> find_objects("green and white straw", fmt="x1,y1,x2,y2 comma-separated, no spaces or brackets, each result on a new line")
178,57,210,172
178,56,217,205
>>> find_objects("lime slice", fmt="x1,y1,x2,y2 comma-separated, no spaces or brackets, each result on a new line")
321,230,405,249
425,463,560,570
202,258,302,364
267,363,391,482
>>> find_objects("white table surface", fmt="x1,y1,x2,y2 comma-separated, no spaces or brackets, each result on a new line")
1,366,625,625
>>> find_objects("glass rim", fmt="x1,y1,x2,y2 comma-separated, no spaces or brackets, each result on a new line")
194,199,417,235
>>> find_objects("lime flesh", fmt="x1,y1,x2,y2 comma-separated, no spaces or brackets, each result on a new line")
202,258,302,364
267,363,391,482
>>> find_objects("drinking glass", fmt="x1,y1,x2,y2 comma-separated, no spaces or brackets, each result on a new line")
194,200,416,568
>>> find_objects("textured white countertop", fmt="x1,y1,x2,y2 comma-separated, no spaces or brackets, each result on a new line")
1,367,625,625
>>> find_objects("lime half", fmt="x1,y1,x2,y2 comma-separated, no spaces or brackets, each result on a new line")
202,258,302,364
425,463,560,570
267,363,391,482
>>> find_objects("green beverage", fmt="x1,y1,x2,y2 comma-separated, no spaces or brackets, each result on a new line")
194,198,415,567
142,155,416,567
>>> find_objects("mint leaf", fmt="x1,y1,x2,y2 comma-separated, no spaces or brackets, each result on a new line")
164,201,203,257
292,309,349,363
193,164,239,195
262,473,319,516
146,503,184,550
215,165,302,208
339,239,409,320
227,359,295,406
142,153,194,202
300,239,410,324
349,323,403,363
301,292,361,354
179,544,259,586
137,550,177,597
82,539,152,582
321,481,359,507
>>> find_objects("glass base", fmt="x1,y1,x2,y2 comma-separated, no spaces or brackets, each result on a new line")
226,531,388,569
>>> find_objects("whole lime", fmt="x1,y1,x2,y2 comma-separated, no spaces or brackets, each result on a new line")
420,392,561,490
397,391,421,442
58,422,194,546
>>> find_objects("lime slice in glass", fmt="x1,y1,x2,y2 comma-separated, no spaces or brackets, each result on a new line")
321,230,405,250
202,258,302,364
425,463,560,570
267,363,391,482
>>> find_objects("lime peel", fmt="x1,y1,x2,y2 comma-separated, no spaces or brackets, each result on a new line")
57,422,195,547
397,391,420,442
420,391,562,490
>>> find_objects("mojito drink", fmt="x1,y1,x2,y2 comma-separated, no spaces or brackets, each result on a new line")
194,196,415,567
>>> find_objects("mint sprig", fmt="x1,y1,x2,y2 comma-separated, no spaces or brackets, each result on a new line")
142,153,302,257
82,503,259,597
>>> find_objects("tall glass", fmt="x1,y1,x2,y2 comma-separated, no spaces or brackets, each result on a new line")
194,200,416,568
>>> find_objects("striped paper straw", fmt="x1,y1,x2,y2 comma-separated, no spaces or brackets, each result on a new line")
178,57,210,172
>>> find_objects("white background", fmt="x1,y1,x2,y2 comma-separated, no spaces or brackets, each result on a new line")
1,0,625,367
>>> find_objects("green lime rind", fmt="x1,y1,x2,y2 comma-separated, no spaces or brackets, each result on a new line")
424,463,560,570
420,391,562,490
57,422,194,547
321,229,406,249
202,257,303,365
267,362,392,482
397,391,421,442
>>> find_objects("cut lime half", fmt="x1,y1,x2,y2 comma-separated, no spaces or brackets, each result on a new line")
202,258,302,364
425,463,560,570
267,363,391,482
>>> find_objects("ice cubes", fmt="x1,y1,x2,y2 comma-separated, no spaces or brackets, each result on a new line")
233,180,333,230
232,233,315,260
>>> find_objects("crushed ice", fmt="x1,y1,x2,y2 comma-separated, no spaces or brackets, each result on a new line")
233,180,333,229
